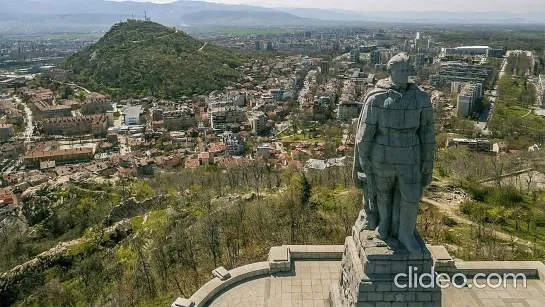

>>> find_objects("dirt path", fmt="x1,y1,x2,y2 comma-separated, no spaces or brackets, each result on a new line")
421,196,529,244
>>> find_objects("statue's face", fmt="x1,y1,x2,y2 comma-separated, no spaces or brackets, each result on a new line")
389,62,410,86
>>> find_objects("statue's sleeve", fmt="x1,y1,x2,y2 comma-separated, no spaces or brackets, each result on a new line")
419,95,435,166
356,95,378,164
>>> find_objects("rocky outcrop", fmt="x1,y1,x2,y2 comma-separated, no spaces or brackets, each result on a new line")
105,196,165,226
0,219,132,300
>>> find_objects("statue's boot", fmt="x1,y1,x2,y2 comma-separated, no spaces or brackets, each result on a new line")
375,192,392,240
398,200,422,254
375,213,390,240
398,232,421,254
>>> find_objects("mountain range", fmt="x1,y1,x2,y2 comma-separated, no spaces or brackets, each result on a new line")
1,0,545,33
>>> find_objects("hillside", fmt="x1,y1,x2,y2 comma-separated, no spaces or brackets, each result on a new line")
63,20,246,99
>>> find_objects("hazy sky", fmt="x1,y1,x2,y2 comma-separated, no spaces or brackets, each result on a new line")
117,0,545,13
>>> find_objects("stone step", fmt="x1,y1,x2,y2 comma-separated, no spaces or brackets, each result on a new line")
428,245,455,268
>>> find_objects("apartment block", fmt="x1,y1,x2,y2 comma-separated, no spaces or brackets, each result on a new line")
210,106,246,131
337,101,363,122
456,83,483,118
0,124,14,141
42,114,109,136
24,142,95,166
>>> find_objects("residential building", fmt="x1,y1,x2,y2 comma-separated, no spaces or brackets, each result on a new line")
442,46,490,55
370,49,381,65
320,61,330,74
81,92,112,115
226,133,246,156
34,101,72,117
337,101,363,122
451,82,483,98
0,188,17,217
303,157,347,172
257,143,271,158
42,115,109,136
350,68,375,84
349,49,360,63
447,138,491,152
456,83,483,118
85,92,107,104
125,106,144,125
0,123,14,141
486,48,505,58
24,142,95,166
162,108,197,130
22,87,53,104
247,111,267,134
429,62,491,86
538,75,545,107
210,106,246,132
359,45,377,53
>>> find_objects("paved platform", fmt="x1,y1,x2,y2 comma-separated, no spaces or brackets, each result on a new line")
206,260,341,307
205,260,545,307
442,278,545,307
206,276,268,307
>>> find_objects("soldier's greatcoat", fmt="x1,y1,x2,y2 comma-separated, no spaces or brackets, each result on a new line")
353,78,435,233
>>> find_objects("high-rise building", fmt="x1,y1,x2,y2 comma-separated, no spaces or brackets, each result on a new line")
429,62,492,86
486,48,506,58
370,49,381,65
456,83,483,118
349,49,360,63
320,61,330,75
337,101,363,122
358,45,377,53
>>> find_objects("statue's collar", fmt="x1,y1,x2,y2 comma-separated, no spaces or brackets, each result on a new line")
375,78,417,91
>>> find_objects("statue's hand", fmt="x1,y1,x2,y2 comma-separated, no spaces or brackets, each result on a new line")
353,168,364,189
421,162,433,187
420,162,433,175
362,158,372,175
354,158,371,189
422,173,433,187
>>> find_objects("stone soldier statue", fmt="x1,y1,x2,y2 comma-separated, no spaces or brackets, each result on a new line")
353,53,435,253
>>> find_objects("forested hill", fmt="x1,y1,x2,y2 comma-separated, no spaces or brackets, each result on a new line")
63,20,246,99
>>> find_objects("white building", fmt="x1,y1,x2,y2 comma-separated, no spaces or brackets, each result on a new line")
538,75,545,107
257,143,271,158
248,111,267,134
337,101,362,122
124,106,143,125
443,46,490,55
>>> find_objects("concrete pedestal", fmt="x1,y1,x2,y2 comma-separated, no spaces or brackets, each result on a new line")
331,228,441,307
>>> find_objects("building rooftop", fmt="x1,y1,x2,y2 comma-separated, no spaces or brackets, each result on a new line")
125,106,143,118
455,46,490,49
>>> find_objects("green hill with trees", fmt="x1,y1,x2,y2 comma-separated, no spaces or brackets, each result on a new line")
63,20,246,99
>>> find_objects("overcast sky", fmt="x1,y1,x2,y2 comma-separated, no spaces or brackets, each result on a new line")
115,0,545,13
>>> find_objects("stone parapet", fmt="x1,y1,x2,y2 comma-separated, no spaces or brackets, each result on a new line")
171,244,344,307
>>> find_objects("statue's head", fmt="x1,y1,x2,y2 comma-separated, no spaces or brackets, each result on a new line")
387,53,410,87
